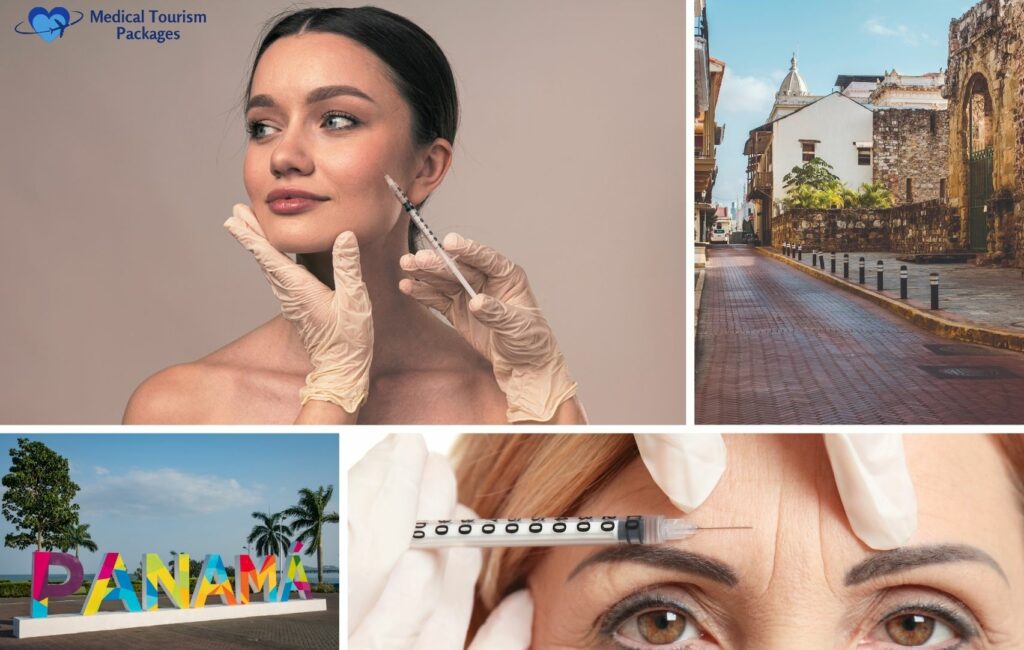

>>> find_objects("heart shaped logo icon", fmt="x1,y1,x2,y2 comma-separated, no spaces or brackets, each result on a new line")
28,6,71,42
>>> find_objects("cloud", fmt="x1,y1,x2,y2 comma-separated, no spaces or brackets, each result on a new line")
717,69,777,117
79,468,262,517
94,466,109,475
863,18,928,46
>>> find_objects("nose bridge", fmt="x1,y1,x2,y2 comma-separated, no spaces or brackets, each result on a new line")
269,119,314,177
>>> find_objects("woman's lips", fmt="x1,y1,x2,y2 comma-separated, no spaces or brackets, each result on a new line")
267,197,327,215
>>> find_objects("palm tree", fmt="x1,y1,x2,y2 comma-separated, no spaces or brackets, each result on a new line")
283,486,339,585
247,511,292,574
61,523,98,558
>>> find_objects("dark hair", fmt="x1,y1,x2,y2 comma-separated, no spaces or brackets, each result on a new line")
245,6,459,251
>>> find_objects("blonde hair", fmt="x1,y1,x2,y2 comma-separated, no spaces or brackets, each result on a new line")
452,433,1024,635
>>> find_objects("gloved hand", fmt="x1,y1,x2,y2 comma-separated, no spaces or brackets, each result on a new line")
349,434,532,650
635,434,917,550
224,204,373,413
399,234,577,422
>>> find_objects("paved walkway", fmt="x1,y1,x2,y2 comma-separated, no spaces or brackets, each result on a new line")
0,594,338,649
785,249,1024,330
695,245,1024,424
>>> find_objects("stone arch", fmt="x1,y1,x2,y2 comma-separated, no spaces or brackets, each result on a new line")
964,73,994,153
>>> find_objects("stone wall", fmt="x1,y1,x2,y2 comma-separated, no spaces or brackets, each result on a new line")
945,0,1024,265
772,201,961,253
873,108,949,204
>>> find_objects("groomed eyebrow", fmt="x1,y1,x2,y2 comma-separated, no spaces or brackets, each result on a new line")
845,544,1008,586
246,85,375,112
567,545,739,587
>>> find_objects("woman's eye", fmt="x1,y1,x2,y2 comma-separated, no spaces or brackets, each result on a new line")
614,608,704,648
246,121,276,140
870,612,958,648
323,112,357,130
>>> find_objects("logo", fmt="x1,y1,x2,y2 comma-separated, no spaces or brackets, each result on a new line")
14,6,84,42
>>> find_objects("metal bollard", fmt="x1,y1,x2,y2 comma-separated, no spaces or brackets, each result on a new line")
900,265,908,299
876,260,884,291
798,246,802,261
930,272,939,309
784,243,788,257
818,253,824,270
830,252,836,274
858,257,865,284
843,253,849,279
812,250,818,266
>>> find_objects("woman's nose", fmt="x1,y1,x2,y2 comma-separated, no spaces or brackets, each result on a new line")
269,127,314,178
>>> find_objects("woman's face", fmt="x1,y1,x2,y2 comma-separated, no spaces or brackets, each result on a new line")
528,435,1024,649
243,32,422,254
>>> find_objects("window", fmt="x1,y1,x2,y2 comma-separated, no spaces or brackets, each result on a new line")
939,178,947,201
801,141,816,162
858,148,871,165
929,112,937,134
906,178,914,203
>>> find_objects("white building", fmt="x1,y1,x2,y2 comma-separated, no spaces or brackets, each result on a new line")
744,56,946,244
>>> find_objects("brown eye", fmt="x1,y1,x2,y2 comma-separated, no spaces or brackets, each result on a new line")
881,612,960,647
638,610,686,644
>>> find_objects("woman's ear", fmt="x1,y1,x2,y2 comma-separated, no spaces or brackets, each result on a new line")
407,137,453,205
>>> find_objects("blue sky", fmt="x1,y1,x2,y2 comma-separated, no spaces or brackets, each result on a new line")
0,434,339,575
708,0,978,212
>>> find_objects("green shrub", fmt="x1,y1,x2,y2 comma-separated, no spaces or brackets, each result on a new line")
310,582,335,594
0,582,31,597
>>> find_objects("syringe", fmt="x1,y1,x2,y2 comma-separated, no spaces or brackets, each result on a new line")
384,174,478,298
409,516,750,549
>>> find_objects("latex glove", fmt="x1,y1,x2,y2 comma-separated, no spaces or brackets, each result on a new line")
399,234,577,422
224,204,373,412
349,435,532,649
635,434,727,512
823,434,918,550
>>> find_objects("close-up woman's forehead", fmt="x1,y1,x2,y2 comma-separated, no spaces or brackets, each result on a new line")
564,435,1020,595
250,32,399,102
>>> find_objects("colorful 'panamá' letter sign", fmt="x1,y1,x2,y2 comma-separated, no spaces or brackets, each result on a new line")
82,553,142,615
190,554,237,608
235,554,277,604
143,553,189,610
279,554,311,602
31,552,84,618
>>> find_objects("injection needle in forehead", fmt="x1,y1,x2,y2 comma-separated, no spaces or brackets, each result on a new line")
384,173,477,298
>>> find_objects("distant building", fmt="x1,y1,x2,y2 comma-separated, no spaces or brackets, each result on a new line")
745,55,950,243
944,0,1023,264
694,0,726,243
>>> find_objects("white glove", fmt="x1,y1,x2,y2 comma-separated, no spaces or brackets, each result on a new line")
399,234,577,422
637,434,917,550
823,434,918,550
349,435,532,649
224,204,373,413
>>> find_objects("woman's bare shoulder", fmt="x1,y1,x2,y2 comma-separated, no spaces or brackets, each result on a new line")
122,320,302,424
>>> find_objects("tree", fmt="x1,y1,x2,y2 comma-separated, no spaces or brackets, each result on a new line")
855,182,894,208
2,438,80,551
247,511,292,573
782,157,841,192
59,523,98,558
283,485,339,586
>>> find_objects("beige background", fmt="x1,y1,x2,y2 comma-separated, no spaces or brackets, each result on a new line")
0,0,686,424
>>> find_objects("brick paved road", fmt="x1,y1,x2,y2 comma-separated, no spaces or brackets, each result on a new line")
0,594,338,650
696,246,1024,424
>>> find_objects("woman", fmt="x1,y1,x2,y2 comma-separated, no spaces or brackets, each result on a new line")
450,433,1024,648
123,7,583,425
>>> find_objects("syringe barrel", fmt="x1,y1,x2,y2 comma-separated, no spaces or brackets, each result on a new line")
410,516,657,548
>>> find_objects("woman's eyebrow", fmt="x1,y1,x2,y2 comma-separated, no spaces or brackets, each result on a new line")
567,545,739,587
844,544,1008,586
246,85,376,112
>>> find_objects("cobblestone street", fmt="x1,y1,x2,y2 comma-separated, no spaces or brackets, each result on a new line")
695,246,1024,424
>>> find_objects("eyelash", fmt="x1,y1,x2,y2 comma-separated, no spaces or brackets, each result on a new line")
245,110,360,141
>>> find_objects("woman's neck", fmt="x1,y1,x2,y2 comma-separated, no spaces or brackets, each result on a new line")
293,226,456,376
